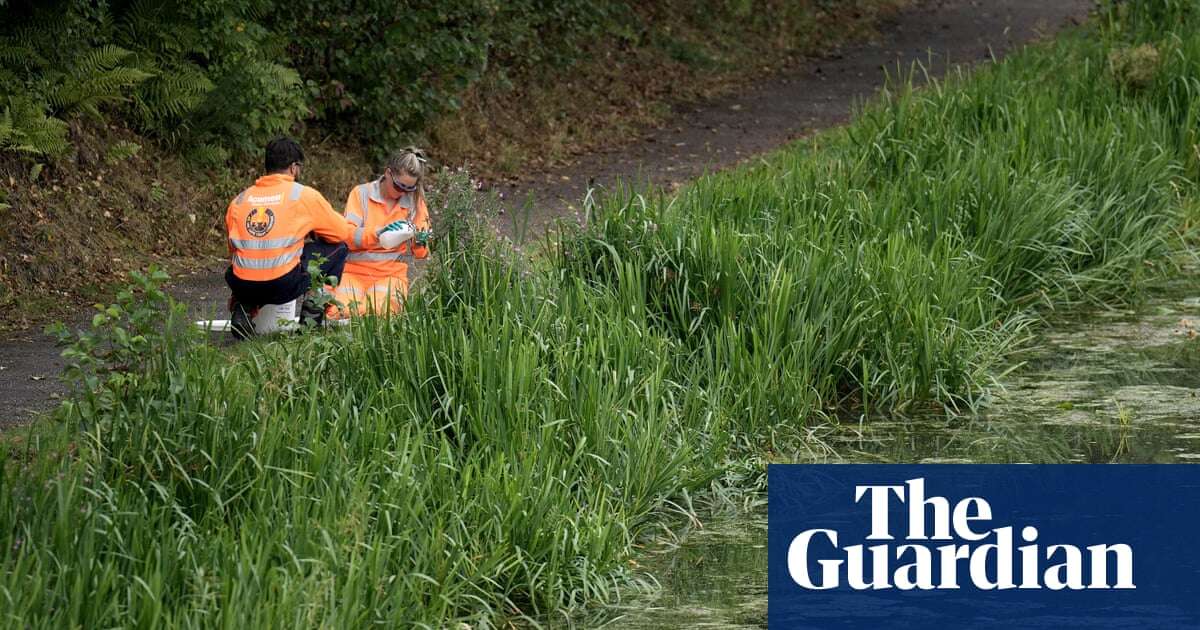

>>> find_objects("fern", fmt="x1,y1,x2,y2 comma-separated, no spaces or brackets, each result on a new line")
186,142,229,168
0,95,69,158
0,107,11,145
75,45,134,78
1,22,57,63
0,41,44,69
116,0,206,59
110,1,218,139
105,140,142,164
130,61,214,132
1,0,308,159
44,45,154,121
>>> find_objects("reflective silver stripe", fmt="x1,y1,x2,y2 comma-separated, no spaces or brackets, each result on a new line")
358,185,370,225
288,182,303,201
233,251,300,270
345,212,363,227
230,237,301,250
368,180,384,203
353,227,365,248
347,252,401,263
234,188,250,205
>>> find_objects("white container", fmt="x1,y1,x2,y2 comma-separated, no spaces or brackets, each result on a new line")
252,299,298,334
196,297,349,334
195,299,298,334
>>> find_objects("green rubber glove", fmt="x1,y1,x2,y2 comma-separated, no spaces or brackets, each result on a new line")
378,219,412,235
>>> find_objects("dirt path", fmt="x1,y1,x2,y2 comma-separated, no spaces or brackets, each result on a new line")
0,0,1092,429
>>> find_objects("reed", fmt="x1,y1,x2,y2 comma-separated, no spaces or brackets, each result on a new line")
3,3,1198,626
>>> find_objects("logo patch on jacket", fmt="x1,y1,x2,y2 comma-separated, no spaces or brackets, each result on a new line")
246,207,275,237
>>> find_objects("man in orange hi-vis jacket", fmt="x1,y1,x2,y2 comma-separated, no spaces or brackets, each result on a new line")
332,147,432,318
224,137,380,339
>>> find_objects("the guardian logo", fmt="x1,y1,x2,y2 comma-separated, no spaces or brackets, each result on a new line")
788,478,1135,591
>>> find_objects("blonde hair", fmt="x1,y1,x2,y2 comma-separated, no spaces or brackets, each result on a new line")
386,147,428,205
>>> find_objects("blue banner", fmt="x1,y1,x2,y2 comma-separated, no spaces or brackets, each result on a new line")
768,465,1200,629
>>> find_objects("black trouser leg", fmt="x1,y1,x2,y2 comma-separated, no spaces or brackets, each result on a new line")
224,267,269,340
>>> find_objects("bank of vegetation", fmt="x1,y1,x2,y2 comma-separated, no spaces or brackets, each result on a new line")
0,0,900,329
3,1,1198,626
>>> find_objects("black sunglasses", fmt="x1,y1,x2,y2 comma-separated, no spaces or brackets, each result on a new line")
389,172,418,193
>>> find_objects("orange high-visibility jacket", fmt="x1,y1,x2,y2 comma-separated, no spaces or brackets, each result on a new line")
226,174,375,282
341,178,430,281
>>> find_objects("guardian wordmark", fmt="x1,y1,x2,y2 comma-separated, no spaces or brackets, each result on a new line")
787,478,1134,591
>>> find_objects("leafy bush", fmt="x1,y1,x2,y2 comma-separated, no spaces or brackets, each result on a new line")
0,0,304,161
271,1,502,155
1,0,866,163
46,266,199,422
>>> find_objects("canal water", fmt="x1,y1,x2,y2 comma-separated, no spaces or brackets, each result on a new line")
588,277,1200,628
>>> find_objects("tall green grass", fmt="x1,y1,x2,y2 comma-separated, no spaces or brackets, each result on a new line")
3,2,1199,626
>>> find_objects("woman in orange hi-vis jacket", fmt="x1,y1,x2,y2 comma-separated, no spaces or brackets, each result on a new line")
332,148,432,317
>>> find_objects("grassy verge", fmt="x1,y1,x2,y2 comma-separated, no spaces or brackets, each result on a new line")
3,2,1198,627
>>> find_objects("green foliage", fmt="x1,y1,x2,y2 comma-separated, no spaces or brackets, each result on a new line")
4,9,1200,626
2,0,815,163
271,1,494,153
0,94,69,157
302,254,341,324
44,45,153,121
0,0,302,160
0,4,147,158
104,139,141,164
148,180,167,202
1102,0,1199,41
184,141,231,168
0,0,918,163
128,64,215,135
190,58,307,155
116,0,215,132
45,266,199,421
